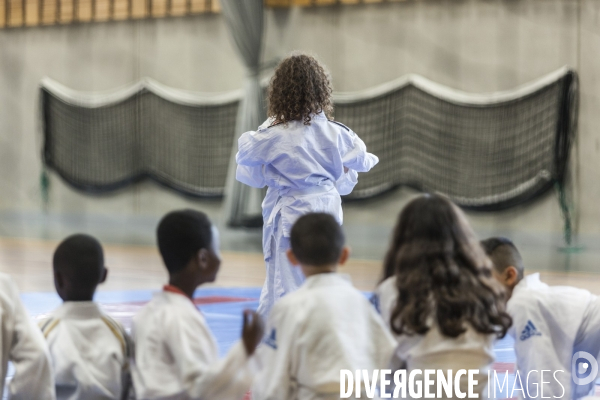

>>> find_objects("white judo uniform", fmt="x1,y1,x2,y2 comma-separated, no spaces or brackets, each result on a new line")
0,272,55,399
252,273,397,400
236,113,379,317
374,277,496,400
40,302,133,400
131,286,254,400
506,273,600,400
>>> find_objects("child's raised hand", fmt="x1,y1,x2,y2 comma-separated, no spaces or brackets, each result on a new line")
242,309,264,356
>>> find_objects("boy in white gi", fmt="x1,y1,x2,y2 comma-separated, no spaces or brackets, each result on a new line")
483,237,600,399
0,272,55,399
236,53,379,317
41,234,133,400
131,209,264,400
252,213,397,400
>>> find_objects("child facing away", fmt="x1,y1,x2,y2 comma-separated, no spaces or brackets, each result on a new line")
373,194,512,399
482,237,600,400
0,273,55,399
236,53,379,317
40,234,133,400
131,209,264,400
252,212,397,400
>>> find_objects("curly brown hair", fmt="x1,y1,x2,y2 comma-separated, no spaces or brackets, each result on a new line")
383,194,512,339
267,53,333,125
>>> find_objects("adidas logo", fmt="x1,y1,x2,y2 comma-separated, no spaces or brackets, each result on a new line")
370,294,380,314
264,328,277,349
520,320,542,341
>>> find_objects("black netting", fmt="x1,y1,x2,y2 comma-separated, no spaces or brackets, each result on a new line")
337,71,578,209
41,70,577,210
42,89,238,196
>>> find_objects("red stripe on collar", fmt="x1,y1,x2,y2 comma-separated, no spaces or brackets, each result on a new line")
163,285,192,301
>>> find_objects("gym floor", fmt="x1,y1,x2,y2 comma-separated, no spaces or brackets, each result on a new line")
2,236,600,399
1,199,599,400
2,236,599,295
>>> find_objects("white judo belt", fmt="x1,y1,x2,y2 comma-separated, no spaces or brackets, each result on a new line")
266,185,336,227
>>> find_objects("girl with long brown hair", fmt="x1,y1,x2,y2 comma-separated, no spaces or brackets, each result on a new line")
235,53,378,317
375,194,512,399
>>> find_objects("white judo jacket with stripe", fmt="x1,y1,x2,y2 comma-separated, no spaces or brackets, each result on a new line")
252,273,397,400
40,301,133,400
507,273,600,400
236,113,379,316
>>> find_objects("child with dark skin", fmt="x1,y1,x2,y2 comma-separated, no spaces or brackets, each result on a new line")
132,210,264,400
53,235,108,301
158,213,263,355
44,234,133,400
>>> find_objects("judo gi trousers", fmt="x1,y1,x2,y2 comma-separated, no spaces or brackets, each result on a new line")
256,213,305,317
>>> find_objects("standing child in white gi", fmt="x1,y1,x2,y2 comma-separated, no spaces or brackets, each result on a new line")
41,234,133,400
252,213,397,400
483,237,600,400
131,210,264,400
0,273,55,399
236,53,379,317
373,194,512,399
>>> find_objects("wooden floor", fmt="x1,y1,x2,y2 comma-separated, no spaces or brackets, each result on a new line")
1,237,600,294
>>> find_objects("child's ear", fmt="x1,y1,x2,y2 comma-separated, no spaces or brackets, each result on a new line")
99,267,108,284
53,270,67,300
504,266,519,288
338,246,351,266
286,249,299,266
197,248,209,270
53,270,64,289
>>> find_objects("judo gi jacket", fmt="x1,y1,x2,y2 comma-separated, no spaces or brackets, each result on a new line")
375,277,496,399
253,273,397,400
40,302,132,400
507,273,600,399
0,272,55,399
131,289,254,400
236,113,378,316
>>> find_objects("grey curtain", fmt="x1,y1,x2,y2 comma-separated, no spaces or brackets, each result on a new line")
221,0,266,228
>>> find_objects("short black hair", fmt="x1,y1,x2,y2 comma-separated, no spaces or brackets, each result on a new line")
290,213,344,267
481,237,524,279
157,209,213,274
53,234,104,291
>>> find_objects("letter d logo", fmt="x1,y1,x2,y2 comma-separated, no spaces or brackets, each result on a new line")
572,351,599,386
